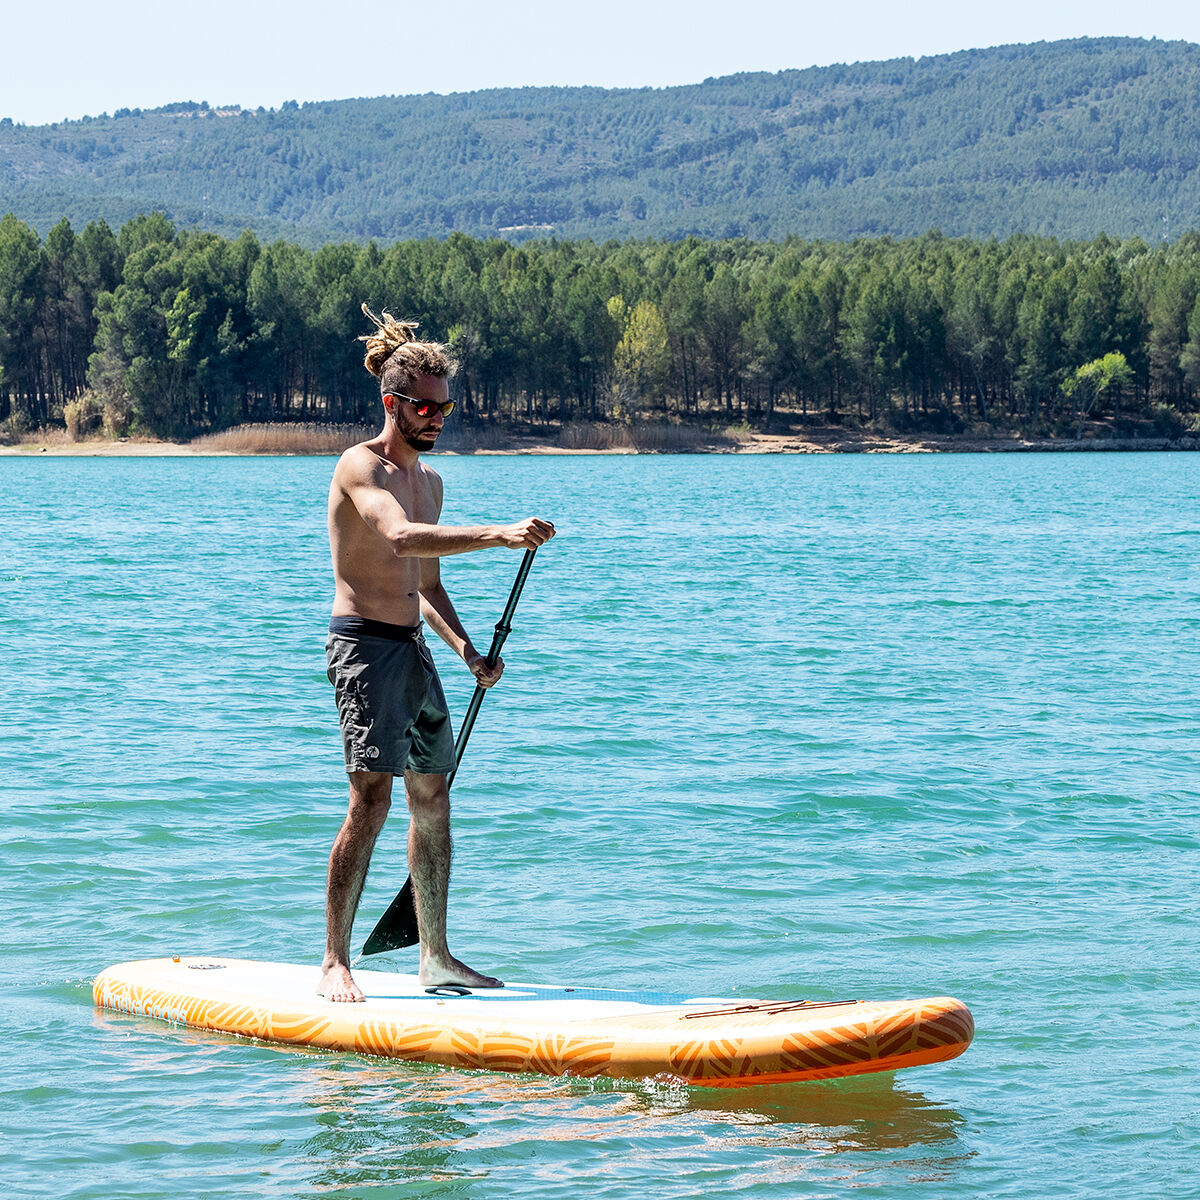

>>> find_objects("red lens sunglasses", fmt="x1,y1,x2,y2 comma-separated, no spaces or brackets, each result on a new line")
387,393,456,418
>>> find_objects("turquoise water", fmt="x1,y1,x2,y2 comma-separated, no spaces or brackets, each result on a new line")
1,451,1196,1199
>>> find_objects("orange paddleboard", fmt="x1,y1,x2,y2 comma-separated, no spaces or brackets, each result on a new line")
94,957,973,1087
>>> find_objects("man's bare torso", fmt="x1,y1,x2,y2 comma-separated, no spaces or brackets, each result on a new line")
328,442,442,625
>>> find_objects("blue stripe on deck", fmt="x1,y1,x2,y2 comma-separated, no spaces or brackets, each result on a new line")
360,981,734,1006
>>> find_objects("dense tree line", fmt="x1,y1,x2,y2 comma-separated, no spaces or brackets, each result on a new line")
4,38,1200,246
2,212,1200,440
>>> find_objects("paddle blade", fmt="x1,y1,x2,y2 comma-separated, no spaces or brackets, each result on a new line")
361,876,420,955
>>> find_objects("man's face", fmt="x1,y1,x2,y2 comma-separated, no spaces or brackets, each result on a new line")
385,373,450,452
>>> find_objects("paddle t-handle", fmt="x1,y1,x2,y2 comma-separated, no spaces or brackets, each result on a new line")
359,547,539,957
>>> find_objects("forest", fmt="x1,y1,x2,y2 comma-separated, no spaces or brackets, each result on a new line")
3,37,1200,246
2,211,1199,443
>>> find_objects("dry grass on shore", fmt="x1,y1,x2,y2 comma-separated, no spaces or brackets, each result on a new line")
188,420,749,455
190,420,525,454
558,422,636,451
558,421,750,452
433,422,516,452
189,423,376,454
2,419,762,456
3,426,74,447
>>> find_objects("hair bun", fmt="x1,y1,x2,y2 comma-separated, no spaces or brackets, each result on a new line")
358,303,421,378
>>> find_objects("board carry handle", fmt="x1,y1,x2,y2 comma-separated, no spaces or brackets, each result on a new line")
359,547,540,957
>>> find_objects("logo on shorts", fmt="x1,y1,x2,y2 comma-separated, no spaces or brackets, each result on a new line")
365,746,380,760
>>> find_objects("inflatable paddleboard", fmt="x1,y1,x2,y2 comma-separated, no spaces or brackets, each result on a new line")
93,957,973,1087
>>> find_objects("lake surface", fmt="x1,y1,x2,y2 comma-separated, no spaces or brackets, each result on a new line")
1,451,1195,1199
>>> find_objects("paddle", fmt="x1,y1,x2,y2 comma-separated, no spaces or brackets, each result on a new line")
359,547,540,956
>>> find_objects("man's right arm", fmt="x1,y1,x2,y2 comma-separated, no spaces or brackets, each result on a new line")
336,450,554,558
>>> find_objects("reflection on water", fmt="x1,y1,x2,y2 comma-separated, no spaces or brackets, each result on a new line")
92,1007,971,1197
295,1060,972,1197
680,1073,967,1150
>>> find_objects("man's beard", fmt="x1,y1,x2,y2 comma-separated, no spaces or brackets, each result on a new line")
395,413,439,451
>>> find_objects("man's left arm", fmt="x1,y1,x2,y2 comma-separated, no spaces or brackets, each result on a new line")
418,469,503,688
419,561,504,689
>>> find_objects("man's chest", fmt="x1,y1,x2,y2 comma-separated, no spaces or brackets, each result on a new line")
385,474,439,525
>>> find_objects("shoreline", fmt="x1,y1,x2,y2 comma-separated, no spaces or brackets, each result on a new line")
1,430,1197,457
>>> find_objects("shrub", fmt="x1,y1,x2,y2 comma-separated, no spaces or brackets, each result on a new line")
64,392,105,441
102,395,134,438
1150,403,1185,438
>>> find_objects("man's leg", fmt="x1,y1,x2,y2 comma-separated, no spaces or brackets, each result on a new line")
405,769,503,989
319,771,392,1002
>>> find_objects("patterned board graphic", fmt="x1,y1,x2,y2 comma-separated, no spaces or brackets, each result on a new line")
94,959,973,1087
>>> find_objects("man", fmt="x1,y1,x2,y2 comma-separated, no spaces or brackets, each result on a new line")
319,308,555,1003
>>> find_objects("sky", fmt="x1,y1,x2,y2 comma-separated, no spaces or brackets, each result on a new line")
2,0,1199,126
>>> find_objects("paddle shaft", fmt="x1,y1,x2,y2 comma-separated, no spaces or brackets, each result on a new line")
447,545,537,786
359,547,538,956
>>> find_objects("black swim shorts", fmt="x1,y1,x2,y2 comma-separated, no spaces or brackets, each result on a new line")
325,617,458,776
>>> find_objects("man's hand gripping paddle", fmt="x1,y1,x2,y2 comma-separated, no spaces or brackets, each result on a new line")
359,547,540,956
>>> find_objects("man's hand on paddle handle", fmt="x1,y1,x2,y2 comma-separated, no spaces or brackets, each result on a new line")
498,517,556,549
467,651,504,689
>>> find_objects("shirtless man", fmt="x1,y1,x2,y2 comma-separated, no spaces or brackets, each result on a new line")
319,307,555,1003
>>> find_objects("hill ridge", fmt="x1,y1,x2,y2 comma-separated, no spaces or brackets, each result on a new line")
3,36,1200,245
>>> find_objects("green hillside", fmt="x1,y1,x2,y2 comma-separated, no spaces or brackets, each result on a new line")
3,37,1200,244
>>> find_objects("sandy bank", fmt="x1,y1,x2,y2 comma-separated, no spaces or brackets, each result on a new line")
1,431,1195,457
0,439,226,457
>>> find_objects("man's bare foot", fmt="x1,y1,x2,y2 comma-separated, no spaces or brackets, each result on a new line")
419,953,503,989
319,962,366,1003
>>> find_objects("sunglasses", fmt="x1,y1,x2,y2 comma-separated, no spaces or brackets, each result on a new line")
387,393,456,419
